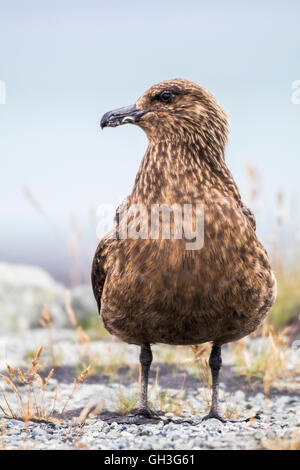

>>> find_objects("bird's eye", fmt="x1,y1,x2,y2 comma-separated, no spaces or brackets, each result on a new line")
159,90,173,103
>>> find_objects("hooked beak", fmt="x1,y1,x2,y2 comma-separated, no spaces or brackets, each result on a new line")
100,104,149,129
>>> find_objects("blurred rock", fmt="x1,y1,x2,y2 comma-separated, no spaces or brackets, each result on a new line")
0,262,97,332
0,262,66,331
70,284,97,322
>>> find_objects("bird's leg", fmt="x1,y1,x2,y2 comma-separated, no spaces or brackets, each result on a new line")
130,343,193,424
202,344,261,424
203,343,225,422
129,343,160,419
101,343,161,424
136,343,153,414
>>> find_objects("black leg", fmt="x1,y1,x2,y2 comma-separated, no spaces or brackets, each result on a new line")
203,344,224,421
202,343,261,423
137,343,153,413
101,343,161,424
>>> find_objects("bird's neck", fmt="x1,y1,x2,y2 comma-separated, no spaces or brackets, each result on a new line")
131,140,241,205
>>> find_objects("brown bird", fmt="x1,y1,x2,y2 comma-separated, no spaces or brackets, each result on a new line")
92,79,277,424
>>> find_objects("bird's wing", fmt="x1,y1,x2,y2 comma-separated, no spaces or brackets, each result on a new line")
91,241,106,313
92,197,129,313
91,233,113,313
241,202,256,231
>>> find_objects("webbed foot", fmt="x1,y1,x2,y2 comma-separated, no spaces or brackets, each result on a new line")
101,407,162,425
202,410,261,424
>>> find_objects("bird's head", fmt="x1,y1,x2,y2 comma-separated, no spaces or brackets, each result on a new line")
101,79,228,156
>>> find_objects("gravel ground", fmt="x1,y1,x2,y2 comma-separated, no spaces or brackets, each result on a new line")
0,329,299,450
2,395,300,450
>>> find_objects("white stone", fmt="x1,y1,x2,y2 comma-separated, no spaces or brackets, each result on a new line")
0,262,66,331
0,262,99,332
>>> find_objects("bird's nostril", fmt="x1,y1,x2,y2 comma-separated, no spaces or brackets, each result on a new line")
122,116,135,123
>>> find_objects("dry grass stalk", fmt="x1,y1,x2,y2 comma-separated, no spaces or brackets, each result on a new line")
231,323,288,394
66,290,78,327
117,386,138,415
40,307,56,366
152,366,160,392
245,163,260,204
0,347,90,424
76,401,93,426
77,367,90,384
40,306,52,328
59,366,90,417
17,369,26,385
6,364,16,382
89,401,103,420
188,344,211,409
65,291,94,370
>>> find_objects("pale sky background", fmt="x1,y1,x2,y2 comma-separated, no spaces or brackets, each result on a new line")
0,0,299,284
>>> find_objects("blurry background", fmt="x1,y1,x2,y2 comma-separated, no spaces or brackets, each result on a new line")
0,0,300,330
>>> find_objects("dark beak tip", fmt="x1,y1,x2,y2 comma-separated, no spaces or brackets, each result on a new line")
100,104,149,131
100,111,110,129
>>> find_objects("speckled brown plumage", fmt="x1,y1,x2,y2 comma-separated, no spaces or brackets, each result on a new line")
92,79,277,423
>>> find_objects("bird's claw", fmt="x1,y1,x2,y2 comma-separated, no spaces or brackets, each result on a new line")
130,407,162,419
202,410,261,424
101,407,162,425
101,408,194,425
202,411,226,423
